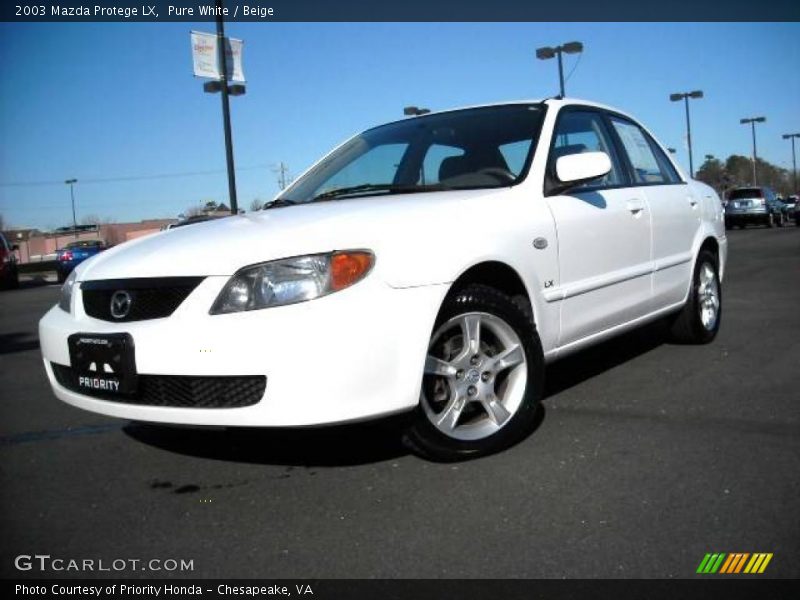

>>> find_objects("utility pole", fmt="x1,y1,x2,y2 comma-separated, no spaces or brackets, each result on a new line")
273,162,290,190
65,178,78,238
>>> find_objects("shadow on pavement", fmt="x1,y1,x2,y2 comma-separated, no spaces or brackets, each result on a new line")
18,273,58,289
544,319,669,399
0,332,40,355
123,414,414,467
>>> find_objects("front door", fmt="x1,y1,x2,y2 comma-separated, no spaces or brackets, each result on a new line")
544,109,653,347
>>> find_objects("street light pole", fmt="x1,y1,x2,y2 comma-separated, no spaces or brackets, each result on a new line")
536,41,583,98
669,90,703,178
782,133,800,193
65,178,78,238
740,117,766,186
216,0,238,215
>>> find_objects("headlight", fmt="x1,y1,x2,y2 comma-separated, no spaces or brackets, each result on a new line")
58,270,77,313
210,250,374,314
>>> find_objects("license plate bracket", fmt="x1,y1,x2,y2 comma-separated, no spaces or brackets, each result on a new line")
68,333,138,395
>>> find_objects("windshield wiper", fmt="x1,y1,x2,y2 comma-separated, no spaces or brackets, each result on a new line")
262,198,298,210
309,183,447,203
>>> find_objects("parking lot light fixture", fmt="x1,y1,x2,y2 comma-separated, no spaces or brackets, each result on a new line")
782,133,800,193
740,117,766,185
536,41,583,98
669,90,704,178
64,178,78,238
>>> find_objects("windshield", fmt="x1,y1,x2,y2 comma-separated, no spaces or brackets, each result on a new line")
728,188,763,200
279,104,545,204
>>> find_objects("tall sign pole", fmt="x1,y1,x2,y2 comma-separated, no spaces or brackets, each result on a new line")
216,0,238,214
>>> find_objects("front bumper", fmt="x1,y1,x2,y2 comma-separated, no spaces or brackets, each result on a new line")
39,275,446,427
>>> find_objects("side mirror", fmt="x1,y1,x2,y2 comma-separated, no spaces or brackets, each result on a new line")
551,151,612,194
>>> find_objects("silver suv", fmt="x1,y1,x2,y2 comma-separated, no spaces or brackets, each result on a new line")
725,186,787,228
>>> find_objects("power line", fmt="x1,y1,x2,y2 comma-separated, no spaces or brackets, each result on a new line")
0,164,271,188
563,52,582,84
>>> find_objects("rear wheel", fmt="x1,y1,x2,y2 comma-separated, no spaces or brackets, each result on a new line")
669,250,721,344
403,284,544,461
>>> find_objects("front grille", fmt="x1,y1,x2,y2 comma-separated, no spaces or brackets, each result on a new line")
81,277,204,322
51,363,265,408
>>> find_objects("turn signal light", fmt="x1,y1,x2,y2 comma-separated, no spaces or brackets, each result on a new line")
330,251,374,291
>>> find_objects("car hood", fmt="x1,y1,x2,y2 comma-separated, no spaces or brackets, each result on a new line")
77,188,508,281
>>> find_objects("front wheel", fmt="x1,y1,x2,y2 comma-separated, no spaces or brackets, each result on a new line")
669,250,722,344
403,284,544,461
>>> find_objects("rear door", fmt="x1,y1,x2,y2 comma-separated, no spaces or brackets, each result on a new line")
607,115,698,309
544,108,653,347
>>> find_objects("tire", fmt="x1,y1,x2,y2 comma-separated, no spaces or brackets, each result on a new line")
402,284,544,461
669,250,722,344
56,271,67,284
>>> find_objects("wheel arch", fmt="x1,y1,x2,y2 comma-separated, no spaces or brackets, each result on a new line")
444,260,537,328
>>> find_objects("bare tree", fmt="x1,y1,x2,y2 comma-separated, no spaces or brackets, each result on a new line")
81,214,102,225
183,205,205,218
249,198,264,212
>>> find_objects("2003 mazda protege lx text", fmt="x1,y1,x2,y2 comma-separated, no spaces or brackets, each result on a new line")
40,98,726,460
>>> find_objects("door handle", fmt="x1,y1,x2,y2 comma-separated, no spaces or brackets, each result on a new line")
626,199,645,214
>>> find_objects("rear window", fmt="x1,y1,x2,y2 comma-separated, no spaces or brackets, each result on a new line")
728,188,763,200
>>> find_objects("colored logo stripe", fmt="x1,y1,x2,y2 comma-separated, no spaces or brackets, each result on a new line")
697,553,773,574
697,553,726,573
744,553,773,574
720,553,749,573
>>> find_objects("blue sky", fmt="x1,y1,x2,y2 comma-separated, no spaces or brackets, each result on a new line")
1,22,798,229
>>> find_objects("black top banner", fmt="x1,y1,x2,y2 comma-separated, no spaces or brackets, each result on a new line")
2,0,800,22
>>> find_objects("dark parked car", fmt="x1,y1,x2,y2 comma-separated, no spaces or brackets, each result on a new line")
0,232,20,289
725,187,788,229
782,194,797,218
56,239,106,282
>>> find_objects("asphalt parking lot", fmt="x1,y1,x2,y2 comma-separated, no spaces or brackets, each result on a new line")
1,227,798,579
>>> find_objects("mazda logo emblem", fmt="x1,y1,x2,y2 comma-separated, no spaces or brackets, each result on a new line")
110,290,132,319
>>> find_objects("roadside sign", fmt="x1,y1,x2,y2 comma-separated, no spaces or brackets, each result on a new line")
191,31,245,83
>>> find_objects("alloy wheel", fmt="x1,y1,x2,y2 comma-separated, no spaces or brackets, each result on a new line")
697,262,720,331
421,311,528,441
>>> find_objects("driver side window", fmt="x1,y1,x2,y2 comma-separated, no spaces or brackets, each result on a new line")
550,111,623,188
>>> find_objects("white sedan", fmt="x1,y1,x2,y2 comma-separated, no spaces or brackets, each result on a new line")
39,98,726,460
